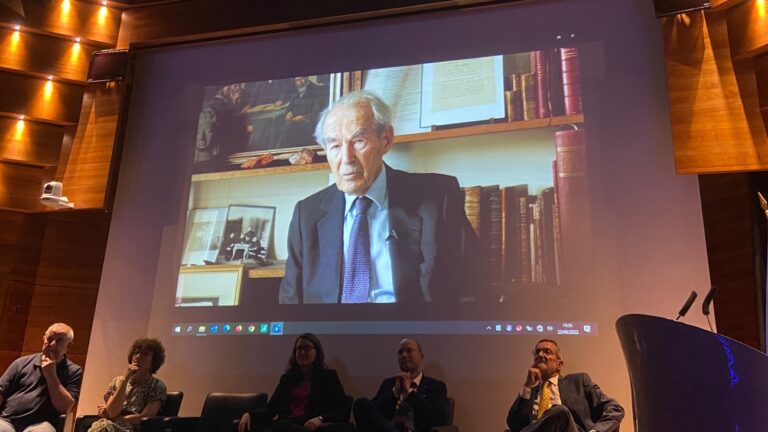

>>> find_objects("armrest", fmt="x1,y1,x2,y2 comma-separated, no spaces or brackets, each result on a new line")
431,426,460,432
74,415,102,432
139,416,182,432
150,416,201,432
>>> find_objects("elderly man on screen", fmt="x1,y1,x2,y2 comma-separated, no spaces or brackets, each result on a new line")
0,323,83,432
279,91,478,304
506,339,624,432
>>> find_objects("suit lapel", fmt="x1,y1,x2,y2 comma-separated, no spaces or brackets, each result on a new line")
386,166,423,302
317,189,344,302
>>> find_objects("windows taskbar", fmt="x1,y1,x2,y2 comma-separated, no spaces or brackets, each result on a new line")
171,321,597,336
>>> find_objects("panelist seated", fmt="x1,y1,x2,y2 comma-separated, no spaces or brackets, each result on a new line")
353,338,447,432
238,333,350,432
0,323,83,432
279,90,479,304
506,339,624,432
88,338,167,432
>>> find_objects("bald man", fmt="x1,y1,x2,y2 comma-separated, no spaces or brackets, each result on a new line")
353,338,448,432
0,323,83,432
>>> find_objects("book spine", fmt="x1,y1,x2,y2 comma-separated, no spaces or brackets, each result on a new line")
519,196,531,284
555,128,591,283
561,47,583,115
539,187,558,285
462,186,482,237
548,48,566,117
534,50,551,119
552,162,563,286
483,186,502,287
521,73,537,121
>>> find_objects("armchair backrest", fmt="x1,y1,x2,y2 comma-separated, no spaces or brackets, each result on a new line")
157,391,184,417
199,392,268,432
445,397,455,426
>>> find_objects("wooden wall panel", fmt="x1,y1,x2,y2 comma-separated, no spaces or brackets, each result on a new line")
664,11,768,173
0,210,24,358
19,210,110,368
727,0,768,58
0,27,101,82
0,71,85,124
0,163,50,211
700,173,763,349
0,117,65,166
60,84,120,209
0,0,121,47
0,211,45,371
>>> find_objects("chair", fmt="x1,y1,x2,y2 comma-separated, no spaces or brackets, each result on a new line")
160,392,268,432
431,397,459,432
74,391,184,432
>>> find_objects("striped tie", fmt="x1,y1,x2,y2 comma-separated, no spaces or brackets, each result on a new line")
536,381,551,419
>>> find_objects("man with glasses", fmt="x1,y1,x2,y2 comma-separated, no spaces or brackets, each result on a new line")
0,323,82,432
506,339,623,432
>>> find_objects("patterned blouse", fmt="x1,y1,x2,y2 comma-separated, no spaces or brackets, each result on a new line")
87,375,167,432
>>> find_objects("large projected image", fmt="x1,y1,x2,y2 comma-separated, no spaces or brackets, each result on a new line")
175,50,592,327
84,2,713,430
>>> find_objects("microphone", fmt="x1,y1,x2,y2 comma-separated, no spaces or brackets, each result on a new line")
387,229,399,242
701,285,718,332
675,290,698,321
701,286,718,316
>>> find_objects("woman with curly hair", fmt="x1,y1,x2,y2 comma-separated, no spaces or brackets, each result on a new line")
88,338,167,432
238,333,350,432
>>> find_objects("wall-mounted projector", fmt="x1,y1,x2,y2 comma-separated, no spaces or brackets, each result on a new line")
41,181,74,209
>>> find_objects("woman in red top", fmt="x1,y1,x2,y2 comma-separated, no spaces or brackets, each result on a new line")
238,333,351,432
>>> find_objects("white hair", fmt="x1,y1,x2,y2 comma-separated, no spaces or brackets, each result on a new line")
313,90,393,147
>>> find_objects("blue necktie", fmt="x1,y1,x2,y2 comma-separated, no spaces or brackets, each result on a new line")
342,196,372,303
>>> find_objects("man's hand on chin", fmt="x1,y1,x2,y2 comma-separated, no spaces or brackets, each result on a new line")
524,367,542,389
40,352,57,380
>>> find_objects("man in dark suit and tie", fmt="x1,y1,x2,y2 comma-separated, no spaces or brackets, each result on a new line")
507,339,624,432
278,90,478,304
354,338,448,432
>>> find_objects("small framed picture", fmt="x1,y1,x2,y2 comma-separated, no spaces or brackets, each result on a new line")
217,205,276,265
180,208,228,265
175,264,244,307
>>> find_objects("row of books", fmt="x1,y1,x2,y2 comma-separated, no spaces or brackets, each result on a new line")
463,184,561,287
504,47,583,122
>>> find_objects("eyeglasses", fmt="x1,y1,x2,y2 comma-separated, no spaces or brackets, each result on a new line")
295,345,315,353
532,347,557,357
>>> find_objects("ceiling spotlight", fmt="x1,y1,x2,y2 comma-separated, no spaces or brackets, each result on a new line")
47,75,53,80
13,25,21,31
19,115,24,120
102,0,107,4
74,37,80,42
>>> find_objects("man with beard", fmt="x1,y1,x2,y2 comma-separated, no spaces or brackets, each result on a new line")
0,323,83,432
506,339,624,432
353,338,447,432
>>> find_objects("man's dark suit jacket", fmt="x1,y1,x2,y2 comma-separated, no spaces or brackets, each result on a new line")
371,375,447,432
251,368,348,423
506,373,624,432
279,165,478,304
